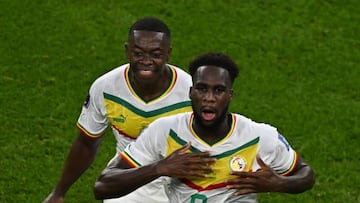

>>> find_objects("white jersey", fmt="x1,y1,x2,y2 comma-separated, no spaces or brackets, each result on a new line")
77,63,192,153
76,64,192,203
122,112,298,203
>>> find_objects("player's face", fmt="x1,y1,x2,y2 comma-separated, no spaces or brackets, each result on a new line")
190,66,233,128
125,30,171,85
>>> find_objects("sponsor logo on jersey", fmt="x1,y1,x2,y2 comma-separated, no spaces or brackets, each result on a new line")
113,114,127,123
229,156,247,172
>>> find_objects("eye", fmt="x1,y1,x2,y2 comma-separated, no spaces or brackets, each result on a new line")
214,87,227,95
132,51,144,58
195,86,207,93
150,53,162,59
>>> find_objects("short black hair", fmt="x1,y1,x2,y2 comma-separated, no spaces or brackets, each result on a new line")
129,17,171,39
188,53,239,83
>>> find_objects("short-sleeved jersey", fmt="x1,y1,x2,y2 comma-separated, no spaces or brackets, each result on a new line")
76,64,192,153
121,112,298,203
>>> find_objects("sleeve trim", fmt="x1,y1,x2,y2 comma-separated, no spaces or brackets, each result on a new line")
281,152,298,176
76,123,105,140
120,151,140,168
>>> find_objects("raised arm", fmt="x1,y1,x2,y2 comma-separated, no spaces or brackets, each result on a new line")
93,142,216,200
43,133,103,203
226,155,315,195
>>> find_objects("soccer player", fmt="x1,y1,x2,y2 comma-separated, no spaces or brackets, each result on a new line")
43,17,192,203
93,53,315,202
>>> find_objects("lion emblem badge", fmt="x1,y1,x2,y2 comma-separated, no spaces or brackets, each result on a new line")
229,156,247,172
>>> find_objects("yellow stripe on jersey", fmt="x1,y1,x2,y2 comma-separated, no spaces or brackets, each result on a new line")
103,96,191,139
166,129,259,191
120,151,141,168
76,122,104,139
281,152,298,176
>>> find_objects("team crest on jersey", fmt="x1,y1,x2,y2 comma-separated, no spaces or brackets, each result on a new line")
229,156,247,172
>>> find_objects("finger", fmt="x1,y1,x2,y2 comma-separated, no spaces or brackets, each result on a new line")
177,142,192,154
229,171,256,178
182,150,214,161
184,159,216,171
256,154,268,169
186,170,212,178
226,177,258,186
226,182,256,191
234,188,257,196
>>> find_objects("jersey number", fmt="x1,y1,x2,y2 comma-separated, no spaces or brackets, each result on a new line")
190,194,207,203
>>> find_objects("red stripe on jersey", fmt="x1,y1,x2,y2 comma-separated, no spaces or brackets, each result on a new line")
282,152,299,176
180,178,227,191
76,123,104,140
120,151,140,168
111,124,137,140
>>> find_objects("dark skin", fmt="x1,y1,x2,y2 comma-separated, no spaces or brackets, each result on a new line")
43,30,172,203
94,142,216,199
227,155,314,195
125,30,171,101
93,66,315,199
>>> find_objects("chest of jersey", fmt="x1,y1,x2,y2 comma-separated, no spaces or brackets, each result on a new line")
165,129,259,191
104,94,191,139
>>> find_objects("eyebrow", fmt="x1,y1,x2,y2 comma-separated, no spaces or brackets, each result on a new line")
132,44,164,52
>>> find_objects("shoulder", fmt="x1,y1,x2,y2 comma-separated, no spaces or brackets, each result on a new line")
151,112,191,127
89,64,128,90
93,64,128,84
234,113,279,139
168,64,192,84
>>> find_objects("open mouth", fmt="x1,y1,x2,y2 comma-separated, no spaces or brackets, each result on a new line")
201,108,216,121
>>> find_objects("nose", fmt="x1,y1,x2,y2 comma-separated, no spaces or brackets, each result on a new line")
203,90,216,102
140,54,152,65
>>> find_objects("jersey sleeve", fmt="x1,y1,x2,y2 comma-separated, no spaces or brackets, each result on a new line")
120,118,168,167
255,124,297,175
76,79,108,139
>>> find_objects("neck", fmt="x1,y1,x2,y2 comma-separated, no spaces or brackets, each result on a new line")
130,66,170,101
193,113,232,144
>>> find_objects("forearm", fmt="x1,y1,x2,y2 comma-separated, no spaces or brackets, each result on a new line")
94,163,160,199
280,164,315,193
53,135,100,196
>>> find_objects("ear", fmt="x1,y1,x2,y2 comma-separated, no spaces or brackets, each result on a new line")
124,42,128,51
168,46,172,55
124,42,130,59
229,89,234,100
165,46,172,62
189,87,193,99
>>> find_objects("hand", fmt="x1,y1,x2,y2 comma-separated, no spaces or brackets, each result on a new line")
156,142,217,178
42,192,64,203
226,155,285,195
